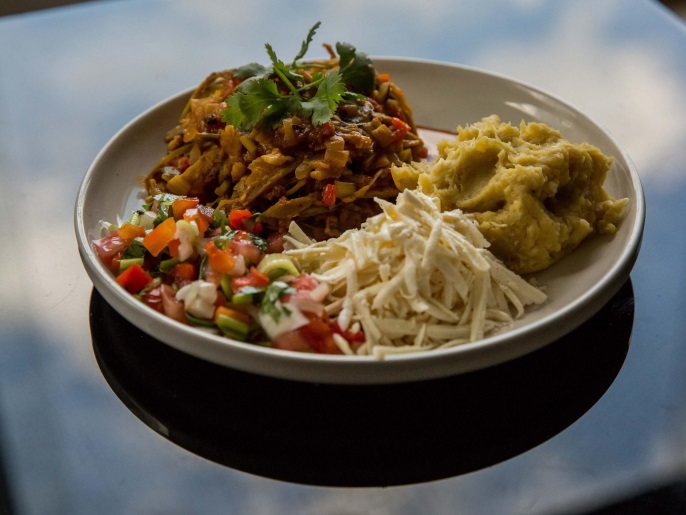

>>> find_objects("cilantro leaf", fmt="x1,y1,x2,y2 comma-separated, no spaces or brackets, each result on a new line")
221,22,376,131
292,21,321,66
266,43,303,92
151,193,183,226
301,71,346,125
260,281,297,323
212,209,228,232
336,42,375,94
223,77,299,130
232,62,269,80
123,238,146,259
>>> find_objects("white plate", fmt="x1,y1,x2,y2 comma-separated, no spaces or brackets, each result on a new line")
75,58,645,384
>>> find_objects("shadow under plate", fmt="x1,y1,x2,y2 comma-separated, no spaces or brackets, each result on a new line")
89,279,634,487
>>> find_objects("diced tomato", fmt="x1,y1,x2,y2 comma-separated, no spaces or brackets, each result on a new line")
141,285,164,313
377,72,391,83
171,156,190,171
170,262,196,281
331,322,366,343
266,232,285,254
92,231,130,271
272,314,340,354
183,207,211,234
229,209,263,234
247,219,263,234
160,284,187,323
171,197,199,219
271,330,314,352
208,290,226,312
115,263,153,293
414,145,429,159
301,316,340,354
290,273,318,292
231,266,270,293
117,222,146,240
205,240,235,274
229,209,252,230
142,217,176,257
229,233,262,265
322,184,336,206
390,117,411,144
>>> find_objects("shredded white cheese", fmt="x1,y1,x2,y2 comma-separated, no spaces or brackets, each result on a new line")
285,189,547,358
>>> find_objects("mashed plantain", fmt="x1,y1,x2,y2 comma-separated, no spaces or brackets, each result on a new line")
392,115,628,274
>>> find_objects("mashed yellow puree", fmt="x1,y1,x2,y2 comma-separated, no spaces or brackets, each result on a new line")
392,115,628,274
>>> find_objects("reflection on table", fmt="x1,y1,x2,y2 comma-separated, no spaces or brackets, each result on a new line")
90,280,634,487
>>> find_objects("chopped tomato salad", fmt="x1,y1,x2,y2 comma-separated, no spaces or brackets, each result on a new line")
93,193,364,354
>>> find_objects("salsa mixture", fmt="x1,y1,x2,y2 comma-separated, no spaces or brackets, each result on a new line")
93,196,364,353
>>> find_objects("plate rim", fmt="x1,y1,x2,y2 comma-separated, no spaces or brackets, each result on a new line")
75,57,646,384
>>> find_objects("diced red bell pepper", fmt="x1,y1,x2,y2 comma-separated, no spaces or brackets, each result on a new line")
390,117,411,144
229,209,252,230
231,266,270,293
322,184,336,206
229,209,263,234
115,263,153,293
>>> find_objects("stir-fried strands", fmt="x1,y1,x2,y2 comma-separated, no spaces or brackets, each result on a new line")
284,190,548,358
143,26,427,242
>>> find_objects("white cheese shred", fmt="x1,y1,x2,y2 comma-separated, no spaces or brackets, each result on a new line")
285,189,547,358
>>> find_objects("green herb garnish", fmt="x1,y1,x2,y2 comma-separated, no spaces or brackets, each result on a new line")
220,22,375,131
123,238,146,259
260,281,296,323
151,193,183,227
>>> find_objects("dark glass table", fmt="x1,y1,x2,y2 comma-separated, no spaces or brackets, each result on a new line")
1,1,686,513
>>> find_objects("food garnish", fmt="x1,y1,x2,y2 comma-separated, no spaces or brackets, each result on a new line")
221,22,374,131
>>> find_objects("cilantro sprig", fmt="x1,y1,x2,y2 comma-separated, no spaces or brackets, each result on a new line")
221,22,375,131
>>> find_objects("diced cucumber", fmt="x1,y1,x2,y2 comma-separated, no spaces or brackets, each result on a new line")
216,314,251,340
119,257,144,272
159,257,181,272
257,253,300,279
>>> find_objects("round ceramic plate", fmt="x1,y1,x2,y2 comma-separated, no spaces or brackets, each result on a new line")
75,58,645,384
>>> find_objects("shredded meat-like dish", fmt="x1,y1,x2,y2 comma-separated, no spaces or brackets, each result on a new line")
144,52,427,240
